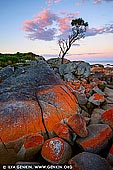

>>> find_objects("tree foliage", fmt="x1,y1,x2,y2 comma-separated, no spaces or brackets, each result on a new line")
58,18,88,64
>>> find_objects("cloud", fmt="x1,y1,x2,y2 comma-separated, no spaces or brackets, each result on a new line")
72,43,80,47
94,0,113,4
76,0,113,5
47,0,61,6
33,9,57,27
23,9,58,41
54,0,61,3
86,24,113,36
23,9,79,41
23,8,113,41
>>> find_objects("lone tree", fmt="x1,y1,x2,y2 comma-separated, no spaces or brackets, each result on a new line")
58,18,88,64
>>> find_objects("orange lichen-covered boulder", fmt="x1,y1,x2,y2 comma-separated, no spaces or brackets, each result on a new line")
101,109,113,129
17,133,44,161
89,93,105,106
69,152,112,170
53,122,70,141
0,61,78,163
67,114,88,137
41,137,72,164
52,122,75,144
77,124,113,153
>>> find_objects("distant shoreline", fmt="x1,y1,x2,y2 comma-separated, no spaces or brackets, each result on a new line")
88,61,113,67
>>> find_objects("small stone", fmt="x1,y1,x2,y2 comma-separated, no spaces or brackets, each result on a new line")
41,137,72,164
53,122,73,143
81,109,90,118
69,152,112,170
102,103,113,111
17,133,44,161
89,93,105,106
101,109,113,129
104,87,113,98
106,97,113,104
74,91,88,105
77,124,113,153
93,86,105,95
67,113,88,137
90,108,105,124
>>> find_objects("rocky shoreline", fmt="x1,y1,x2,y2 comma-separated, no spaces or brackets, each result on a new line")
0,57,113,169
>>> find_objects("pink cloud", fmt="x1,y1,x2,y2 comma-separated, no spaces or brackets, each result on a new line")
57,17,70,32
23,9,80,41
86,24,113,36
67,11,80,18
23,9,58,41
23,20,34,32
23,8,113,41
58,10,68,15
33,9,57,27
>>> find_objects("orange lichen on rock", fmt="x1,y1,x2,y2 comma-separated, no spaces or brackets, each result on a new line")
89,93,105,105
83,83,92,89
53,122,69,140
81,127,112,148
93,93,105,101
65,81,80,92
67,114,88,137
109,144,113,155
69,159,81,170
24,134,44,149
107,144,113,166
37,84,78,132
17,133,44,161
41,137,64,163
0,100,44,143
91,67,105,73
72,81,81,90
41,137,72,164
0,84,78,143
79,125,112,152
101,109,113,127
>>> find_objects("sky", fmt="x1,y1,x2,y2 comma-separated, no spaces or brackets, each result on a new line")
0,0,113,62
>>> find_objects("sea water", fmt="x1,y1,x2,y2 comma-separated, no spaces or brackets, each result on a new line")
87,61,113,67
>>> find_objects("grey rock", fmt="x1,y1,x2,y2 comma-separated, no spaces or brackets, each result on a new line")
90,108,105,124
93,86,105,95
69,152,112,170
59,61,90,81
104,87,113,98
0,65,14,80
74,91,88,105
77,124,113,153
102,103,113,110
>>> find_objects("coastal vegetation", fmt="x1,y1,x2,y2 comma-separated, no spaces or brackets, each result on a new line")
0,52,42,68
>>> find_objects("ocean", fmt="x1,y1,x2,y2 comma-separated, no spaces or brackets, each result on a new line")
87,61,113,67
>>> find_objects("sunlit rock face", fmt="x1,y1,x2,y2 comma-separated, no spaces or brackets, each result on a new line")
0,60,78,162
